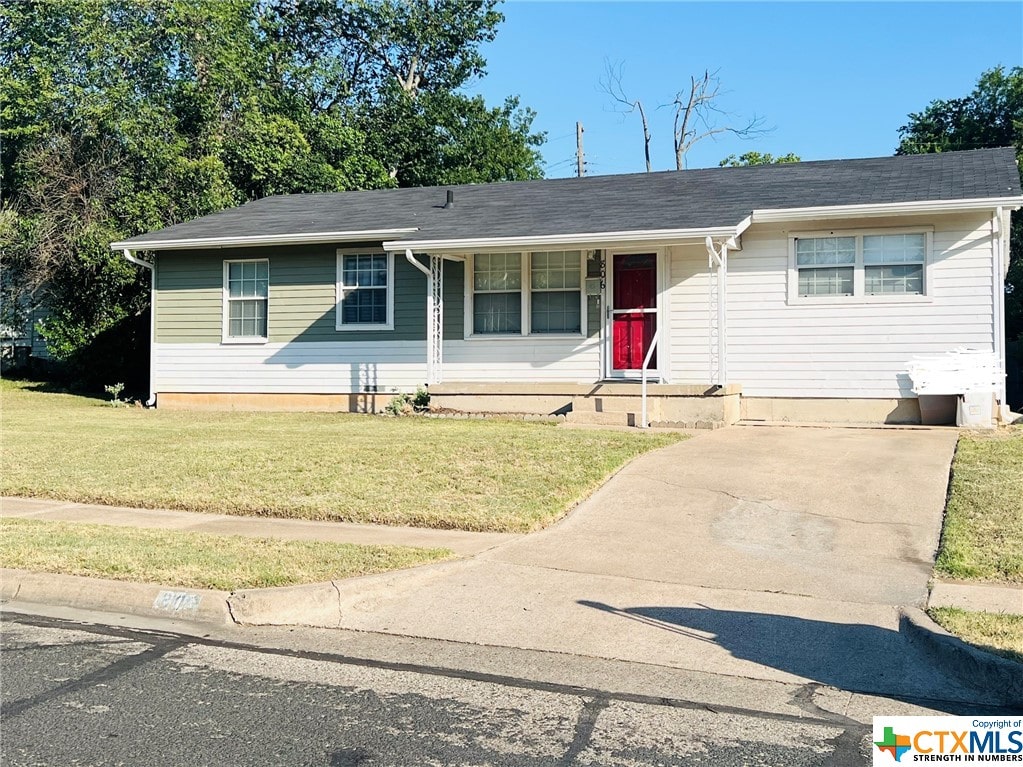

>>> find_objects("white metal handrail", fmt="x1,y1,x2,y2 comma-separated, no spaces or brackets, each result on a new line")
640,329,660,428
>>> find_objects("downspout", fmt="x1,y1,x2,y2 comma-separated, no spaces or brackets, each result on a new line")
404,249,434,385
992,209,1008,420
122,249,157,407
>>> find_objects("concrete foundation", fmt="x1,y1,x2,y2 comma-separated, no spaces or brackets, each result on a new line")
158,389,942,428
741,397,923,424
428,383,581,416
157,392,397,413
430,382,743,427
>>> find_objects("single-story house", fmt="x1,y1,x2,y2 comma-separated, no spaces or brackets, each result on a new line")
113,147,1022,427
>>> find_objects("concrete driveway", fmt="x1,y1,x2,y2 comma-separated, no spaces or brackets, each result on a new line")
325,425,974,704
493,424,952,606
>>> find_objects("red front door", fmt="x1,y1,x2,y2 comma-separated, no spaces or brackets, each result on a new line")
611,253,657,372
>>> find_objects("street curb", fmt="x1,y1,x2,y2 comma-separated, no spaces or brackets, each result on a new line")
0,568,350,629
899,606,1023,706
1,569,233,626
229,581,343,627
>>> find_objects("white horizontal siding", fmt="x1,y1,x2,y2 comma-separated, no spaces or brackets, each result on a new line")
668,243,714,384
155,341,429,393
444,337,600,382
155,337,600,393
723,213,995,398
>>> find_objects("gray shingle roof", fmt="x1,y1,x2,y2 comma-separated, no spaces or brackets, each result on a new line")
116,147,1021,248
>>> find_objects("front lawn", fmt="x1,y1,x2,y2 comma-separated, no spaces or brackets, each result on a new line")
935,427,1023,584
0,380,682,532
1,517,451,590
928,607,1023,664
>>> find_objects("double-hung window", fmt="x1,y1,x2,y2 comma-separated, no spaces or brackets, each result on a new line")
224,259,269,341
473,253,522,334
863,234,925,295
530,251,582,333
795,237,855,297
337,252,393,330
471,251,583,336
791,230,929,302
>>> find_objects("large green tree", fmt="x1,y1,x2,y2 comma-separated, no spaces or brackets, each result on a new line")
0,0,543,387
897,66,1023,340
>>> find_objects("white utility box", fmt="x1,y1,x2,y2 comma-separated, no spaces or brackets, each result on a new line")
906,349,1002,428
957,391,996,429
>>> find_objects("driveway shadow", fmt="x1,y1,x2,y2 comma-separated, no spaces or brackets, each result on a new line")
577,600,1000,712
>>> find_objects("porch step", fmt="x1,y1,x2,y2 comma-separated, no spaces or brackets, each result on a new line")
572,395,646,414
565,410,637,427
566,408,728,429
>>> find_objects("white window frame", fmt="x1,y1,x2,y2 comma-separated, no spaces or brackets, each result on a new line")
222,258,269,344
787,226,934,305
470,251,525,336
464,250,587,340
336,249,394,331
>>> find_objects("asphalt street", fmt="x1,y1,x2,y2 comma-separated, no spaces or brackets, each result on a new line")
1,611,878,767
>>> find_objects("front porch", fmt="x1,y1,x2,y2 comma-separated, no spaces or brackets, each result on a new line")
429,381,742,428
404,236,739,429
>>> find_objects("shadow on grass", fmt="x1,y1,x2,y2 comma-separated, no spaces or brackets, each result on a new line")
577,600,1009,714
3,376,108,401
928,607,1023,665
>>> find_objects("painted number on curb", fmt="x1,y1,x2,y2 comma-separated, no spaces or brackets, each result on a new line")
153,590,202,614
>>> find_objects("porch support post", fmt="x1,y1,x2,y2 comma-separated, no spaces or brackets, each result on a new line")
430,254,444,384
404,249,443,385
705,237,730,387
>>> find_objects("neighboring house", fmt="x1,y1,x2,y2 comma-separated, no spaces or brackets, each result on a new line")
112,147,1022,426
1,300,51,367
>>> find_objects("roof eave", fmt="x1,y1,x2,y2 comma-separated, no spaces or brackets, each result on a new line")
382,226,742,253
751,196,1023,223
110,228,420,252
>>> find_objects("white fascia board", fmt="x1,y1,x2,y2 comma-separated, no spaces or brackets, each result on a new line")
752,196,1023,223
383,226,739,252
110,228,420,252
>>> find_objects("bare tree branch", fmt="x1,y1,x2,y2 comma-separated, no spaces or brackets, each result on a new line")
671,69,769,170
12,133,124,297
600,60,652,172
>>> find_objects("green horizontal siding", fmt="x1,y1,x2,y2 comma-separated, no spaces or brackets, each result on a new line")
155,252,222,343
154,244,465,344
441,261,465,340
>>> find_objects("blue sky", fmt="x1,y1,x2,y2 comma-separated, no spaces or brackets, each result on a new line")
466,1,1023,177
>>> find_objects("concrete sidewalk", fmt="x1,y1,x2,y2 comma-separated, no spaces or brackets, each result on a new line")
929,580,1023,615
0,497,518,557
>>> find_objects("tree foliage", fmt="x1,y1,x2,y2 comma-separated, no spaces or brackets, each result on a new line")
897,66,1023,340
0,0,544,383
718,151,801,167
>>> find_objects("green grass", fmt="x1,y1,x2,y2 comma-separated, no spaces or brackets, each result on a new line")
0,517,452,591
928,607,1023,664
0,379,683,532
934,427,1023,584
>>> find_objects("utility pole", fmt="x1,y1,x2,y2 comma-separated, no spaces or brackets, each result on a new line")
576,121,585,177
